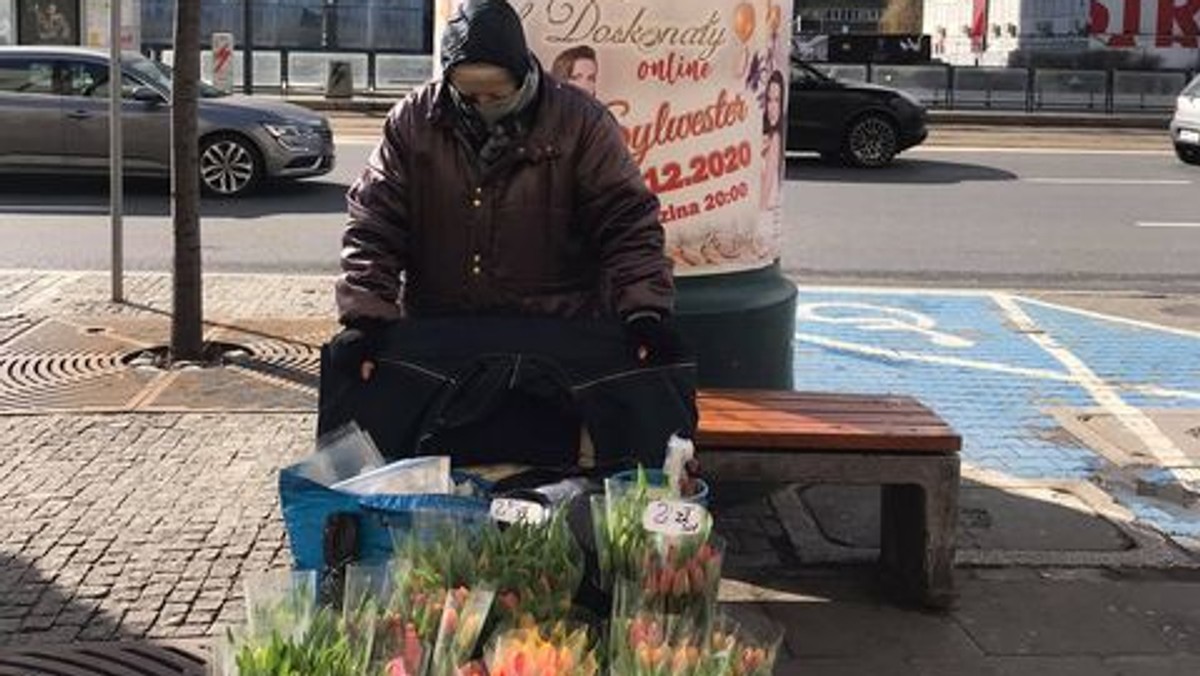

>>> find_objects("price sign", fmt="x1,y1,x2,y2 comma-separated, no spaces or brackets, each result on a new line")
489,498,547,526
642,500,707,536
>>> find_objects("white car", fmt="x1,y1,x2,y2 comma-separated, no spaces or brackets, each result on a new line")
1170,74,1200,166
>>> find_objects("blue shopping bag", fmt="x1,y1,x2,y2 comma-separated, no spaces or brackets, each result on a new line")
278,464,491,572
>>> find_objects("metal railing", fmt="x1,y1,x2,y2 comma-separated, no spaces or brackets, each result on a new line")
147,47,1195,112
811,62,1195,113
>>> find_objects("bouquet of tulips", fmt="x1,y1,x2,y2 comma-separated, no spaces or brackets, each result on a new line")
214,570,376,676
608,610,712,676
380,512,489,675
592,469,657,590
428,586,496,676
484,621,600,676
476,510,583,626
636,534,724,625
702,612,784,676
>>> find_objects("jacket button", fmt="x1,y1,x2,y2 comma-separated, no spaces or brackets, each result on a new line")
471,266,482,275
472,253,481,263
471,199,482,208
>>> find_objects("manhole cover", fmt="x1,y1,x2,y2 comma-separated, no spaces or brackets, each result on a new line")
0,317,330,412
0,642,206,676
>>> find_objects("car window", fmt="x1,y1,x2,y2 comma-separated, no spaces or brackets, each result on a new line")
1185,76,1200,97
60,60,140,99
139,58,228,98
0,57,59,95
790,63,825,88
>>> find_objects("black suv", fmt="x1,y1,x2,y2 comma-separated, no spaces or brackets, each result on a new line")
788,59,928,167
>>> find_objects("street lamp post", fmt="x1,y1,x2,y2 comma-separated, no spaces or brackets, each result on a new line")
110,0,124,303
243,0,254,93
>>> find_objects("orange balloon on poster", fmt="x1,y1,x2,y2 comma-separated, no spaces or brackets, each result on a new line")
767,4,782,34
733,3,756,44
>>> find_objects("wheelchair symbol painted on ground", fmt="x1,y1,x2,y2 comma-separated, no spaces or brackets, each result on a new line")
796,302,975,349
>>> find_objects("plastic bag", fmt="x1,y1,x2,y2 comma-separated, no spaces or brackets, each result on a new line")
292,422,385,487
333,455,452,496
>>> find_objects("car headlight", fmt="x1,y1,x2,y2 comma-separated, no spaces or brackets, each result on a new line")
262,122,323,150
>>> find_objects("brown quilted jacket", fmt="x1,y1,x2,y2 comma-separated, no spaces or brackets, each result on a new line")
336,73,674,323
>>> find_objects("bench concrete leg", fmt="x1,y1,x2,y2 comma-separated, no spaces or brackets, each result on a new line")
879,458,959,609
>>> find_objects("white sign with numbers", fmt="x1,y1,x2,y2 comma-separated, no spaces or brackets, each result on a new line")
642,499,707,537
489,497,548,526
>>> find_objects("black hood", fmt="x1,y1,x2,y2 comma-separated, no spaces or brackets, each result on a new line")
440,0,531,83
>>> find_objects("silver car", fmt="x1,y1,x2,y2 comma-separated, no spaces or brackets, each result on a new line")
1171,74,1200,166
0,46,335,196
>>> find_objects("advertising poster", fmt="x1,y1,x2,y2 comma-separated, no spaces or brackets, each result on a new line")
18,0,79,45
437,0,793,277
1089,0,1200,49
83,0,139,49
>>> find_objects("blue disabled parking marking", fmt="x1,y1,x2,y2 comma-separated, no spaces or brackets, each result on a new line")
1012,298,1200,411
790,288,1200,538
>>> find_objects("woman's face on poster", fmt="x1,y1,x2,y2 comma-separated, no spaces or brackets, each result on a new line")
568,58,598,97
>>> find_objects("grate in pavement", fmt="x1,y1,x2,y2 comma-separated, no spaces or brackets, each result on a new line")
0,317,332,412
0,642,206,676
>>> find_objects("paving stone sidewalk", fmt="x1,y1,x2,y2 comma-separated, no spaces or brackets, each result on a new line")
3,271,1200,675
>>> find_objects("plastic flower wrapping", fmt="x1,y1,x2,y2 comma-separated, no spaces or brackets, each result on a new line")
213,570,376,676
227,455,787,674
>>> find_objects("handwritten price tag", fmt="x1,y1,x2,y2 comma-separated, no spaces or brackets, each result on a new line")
642,500,707,537
489,498,548,526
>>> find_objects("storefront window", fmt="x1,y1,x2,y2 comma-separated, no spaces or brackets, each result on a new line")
1,0,15,44
16,0,80,45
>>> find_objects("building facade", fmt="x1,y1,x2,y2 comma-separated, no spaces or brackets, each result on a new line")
924,0,1200,69
0,0,430,52
796,0,886,34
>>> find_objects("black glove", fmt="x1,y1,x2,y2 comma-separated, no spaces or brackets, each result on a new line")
625,313,688,365
328,319,388,379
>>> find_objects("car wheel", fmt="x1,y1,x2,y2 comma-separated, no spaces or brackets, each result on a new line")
842,114,898,168
200,133,263,197
1176,144,1200,166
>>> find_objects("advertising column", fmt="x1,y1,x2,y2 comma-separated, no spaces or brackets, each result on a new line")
437,0,798,387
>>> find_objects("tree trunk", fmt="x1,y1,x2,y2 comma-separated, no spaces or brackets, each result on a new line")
171,0,204,361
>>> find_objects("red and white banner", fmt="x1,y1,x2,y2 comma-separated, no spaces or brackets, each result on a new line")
1090,0,1200,48
437,0,792,276
970,0,988,53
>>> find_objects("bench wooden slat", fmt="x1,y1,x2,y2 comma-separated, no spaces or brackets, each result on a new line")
696,389,962,454
702,410,948,426
699,429,961,453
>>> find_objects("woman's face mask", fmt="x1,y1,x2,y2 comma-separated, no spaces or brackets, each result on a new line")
450,64,521,126
474,94,522,125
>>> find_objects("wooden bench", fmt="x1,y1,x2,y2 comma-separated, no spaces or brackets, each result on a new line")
694,388,962,608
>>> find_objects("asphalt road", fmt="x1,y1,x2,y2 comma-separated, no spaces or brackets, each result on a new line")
1,140,1197,291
